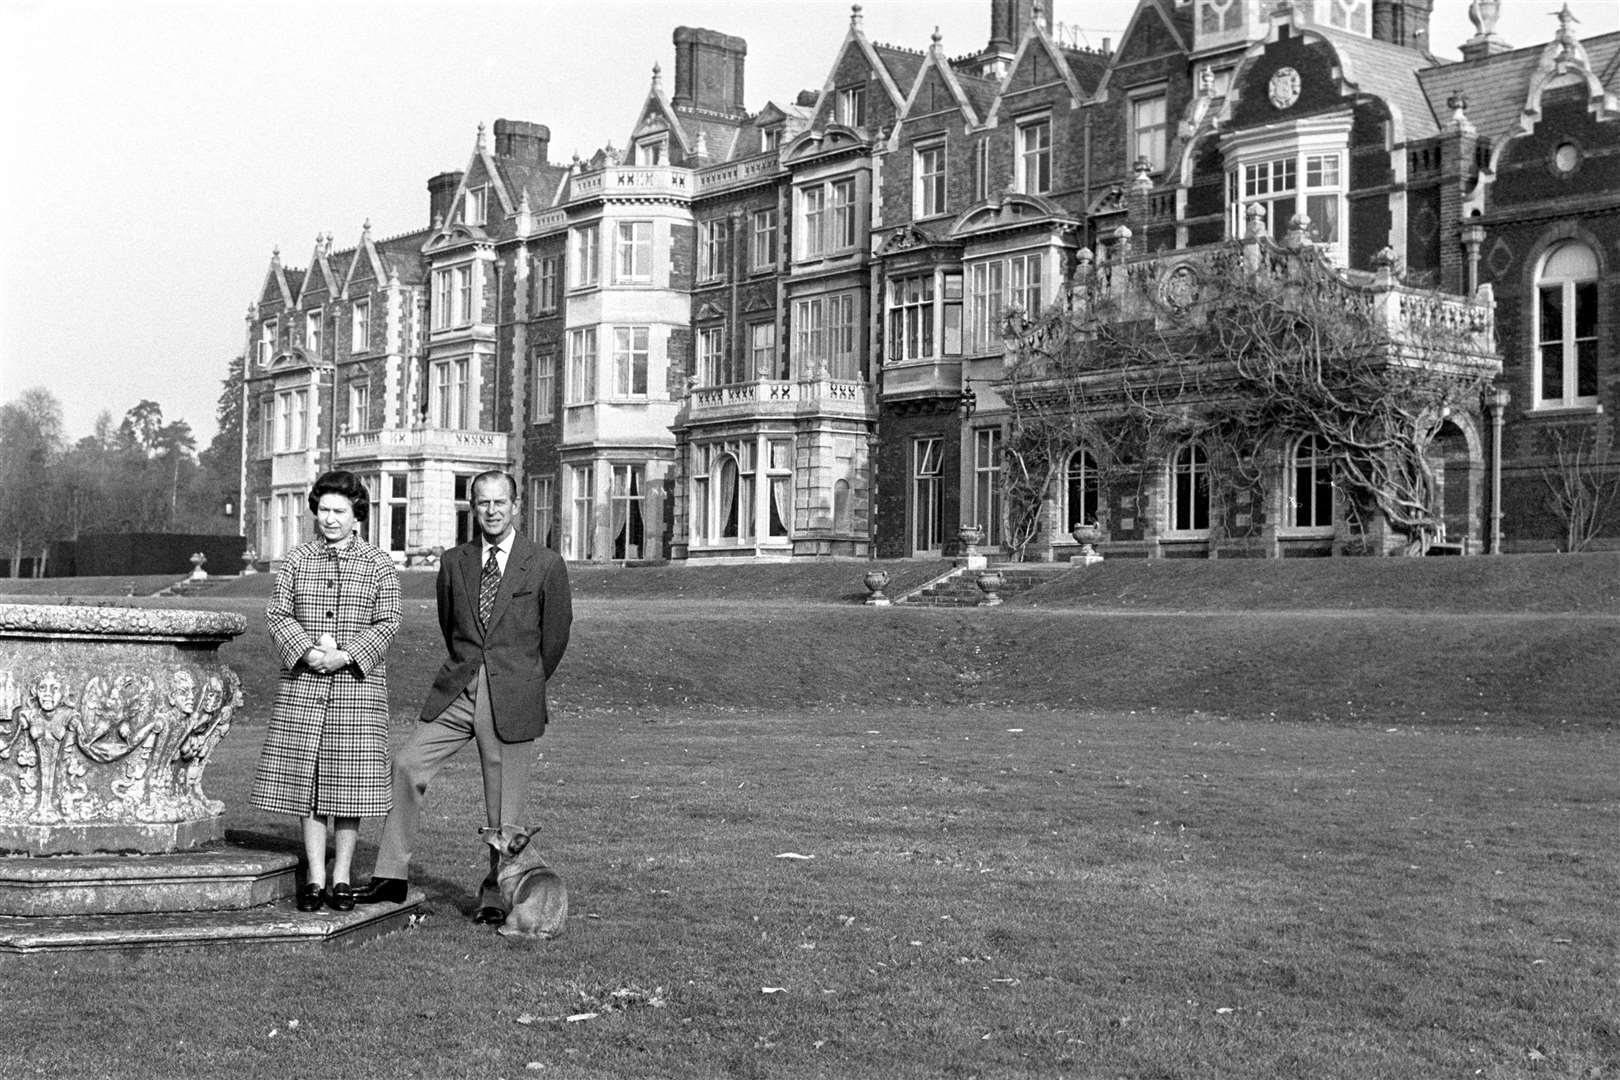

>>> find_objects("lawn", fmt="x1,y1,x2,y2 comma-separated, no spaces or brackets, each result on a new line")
0,555,1616,1079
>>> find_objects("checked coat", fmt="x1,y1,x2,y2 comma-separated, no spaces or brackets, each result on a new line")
251,537,401,818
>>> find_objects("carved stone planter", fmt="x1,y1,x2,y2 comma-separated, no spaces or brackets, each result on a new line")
976,570,1004,607
0,602,246,856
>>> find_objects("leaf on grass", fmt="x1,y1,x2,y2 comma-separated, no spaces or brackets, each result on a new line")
775,852,815,860
1007,728,1024,733
566,1012,599,1023
526,1064,544,1071
1216,1007,1235,1014
1527,1048,1549,1062
761,986,787,994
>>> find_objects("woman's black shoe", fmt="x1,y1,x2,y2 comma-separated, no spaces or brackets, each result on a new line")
327,882,355,912
296,883,327,912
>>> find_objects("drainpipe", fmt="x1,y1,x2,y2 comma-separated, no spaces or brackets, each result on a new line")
1489,388,1509,553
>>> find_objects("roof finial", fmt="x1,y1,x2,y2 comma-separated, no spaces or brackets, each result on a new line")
850,3,862,30
1467,0,1501,37
931,25,943,48
1556,2,1580,46
476,121,487,150
362,218,372,236
652,61,662,90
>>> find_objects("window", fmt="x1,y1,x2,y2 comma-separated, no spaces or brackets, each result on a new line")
256,497,272,555
463,186,488,226
796,178,858,259
430,358,471,428
567,328,598,404
636,138,665,165
347,381,370,433
915,142,947,218
615,221,652,283
535,256,559,312
698,327,729,386
767,438,792,539
432,264,474,329
836,85,866,127
383,473,408,553
751,208,778,271
972,139,991,202
1231,152,1344,248
967,253,1044,353
453,473,475,545
1017,117,1052,195
257,321,276,367
610,465,645,560
258,395,274,455
305,310,323,356
1292,434,1334,529
571,225,600,288
1132,92,1169,173
762,127,782,153
350,299,370,353
529,475,555,549
973,428,1003,546
530,351,555,423
570,465,595,560
794,293,859,379
888,275,935,362
1535,241,1600,408
275,388,308,451
1066,449,1099,529
612,326,649,397
750,321,777,378
912,438,944,553
1170,442,1211,532
698,219,729,281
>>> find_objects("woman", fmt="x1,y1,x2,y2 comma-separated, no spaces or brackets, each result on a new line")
251,471,401,913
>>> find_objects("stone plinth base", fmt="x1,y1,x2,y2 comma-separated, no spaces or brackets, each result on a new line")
863,596,891,606
0,815,223,857
957,554,988,569
0,888,426,953
0,848,295,916
1068,553,1105,566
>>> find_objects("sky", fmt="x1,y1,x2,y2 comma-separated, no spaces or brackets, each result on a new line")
2,0,1614,446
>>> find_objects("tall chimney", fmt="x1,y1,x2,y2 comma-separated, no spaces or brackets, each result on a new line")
671,26,748,116
427,171,463,228
1372,0,1433,50
494,119,551,165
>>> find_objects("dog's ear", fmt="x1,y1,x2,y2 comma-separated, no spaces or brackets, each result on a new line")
506,831,530,856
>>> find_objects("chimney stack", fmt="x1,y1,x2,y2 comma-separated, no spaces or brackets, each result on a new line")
494,119,551,165
427,171,464,228
671,26,748,116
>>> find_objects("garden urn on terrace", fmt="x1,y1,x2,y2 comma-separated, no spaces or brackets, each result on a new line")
863,569,892,606
1069,523,1105,565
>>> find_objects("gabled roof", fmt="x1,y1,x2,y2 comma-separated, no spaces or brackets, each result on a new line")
257,251,296,311
1093,0,1189,101
341,222,390,295
898,32,987,130
1308,25,1442,140
1415,28,1620,144
627,66,694,159
987,17,1092,120
296,236,340,305
807,9,913,128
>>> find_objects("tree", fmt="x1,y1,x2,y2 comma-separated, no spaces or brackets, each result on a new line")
999,235,1498,557
194,356,245,534
0,388,66,575
1539,423,1620,553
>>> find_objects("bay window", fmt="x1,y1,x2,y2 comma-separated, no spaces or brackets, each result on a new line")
615,221,652,283
794,293,859,379
571,225,600,288
699,220,729,281
967,253,1043,353
566,327,598,404
797,177,858,259
612,326,649,397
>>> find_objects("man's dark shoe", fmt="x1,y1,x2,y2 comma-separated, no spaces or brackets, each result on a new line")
350,877,408,905
473,906,506,926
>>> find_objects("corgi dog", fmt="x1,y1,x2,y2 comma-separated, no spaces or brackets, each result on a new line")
480,824,568,940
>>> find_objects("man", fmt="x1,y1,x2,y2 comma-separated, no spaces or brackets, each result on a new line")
352,470,572,925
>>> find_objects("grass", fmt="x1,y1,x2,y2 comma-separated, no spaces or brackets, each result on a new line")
1,554,1617,1079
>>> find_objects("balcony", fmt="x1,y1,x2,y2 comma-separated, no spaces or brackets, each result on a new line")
571,166,691,201
336,426,510,464
680,377,875,425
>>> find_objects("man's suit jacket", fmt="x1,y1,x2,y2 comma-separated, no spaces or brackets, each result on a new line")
419,533,572,743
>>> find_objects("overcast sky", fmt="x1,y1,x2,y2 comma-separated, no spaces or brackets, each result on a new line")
2,0,1612,446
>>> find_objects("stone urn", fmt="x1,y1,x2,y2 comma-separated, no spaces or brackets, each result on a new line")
863,569,892,606
976,570,1004,607
958,524,984,553
0,602,246,855
187,551,208,581
1070,522,1105,558
240,548,259,575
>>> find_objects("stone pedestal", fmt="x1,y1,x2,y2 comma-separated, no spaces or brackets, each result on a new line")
0,603,417,951
1068,552,1105,566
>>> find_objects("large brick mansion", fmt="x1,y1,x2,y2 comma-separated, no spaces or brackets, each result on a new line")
242,0,1620,564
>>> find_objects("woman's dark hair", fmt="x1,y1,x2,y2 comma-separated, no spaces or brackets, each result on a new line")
307,470,371,523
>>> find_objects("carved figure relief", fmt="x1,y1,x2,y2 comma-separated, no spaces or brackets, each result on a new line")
1268,67,1301,110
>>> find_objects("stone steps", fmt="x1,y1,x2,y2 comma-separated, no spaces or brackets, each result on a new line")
898,564,1072,607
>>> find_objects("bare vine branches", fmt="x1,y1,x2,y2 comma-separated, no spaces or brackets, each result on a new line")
998,241,1498,557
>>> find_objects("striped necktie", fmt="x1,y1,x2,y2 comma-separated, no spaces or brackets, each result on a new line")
479,545,501,627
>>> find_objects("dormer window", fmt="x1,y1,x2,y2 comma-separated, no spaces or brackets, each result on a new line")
1131,89,1169,173
257,321,276,367
762,128,782,153
305,310,323,356
836,85,866,128
636,139,666,166
463,186,488,226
